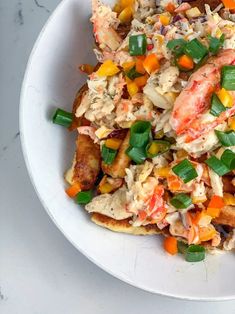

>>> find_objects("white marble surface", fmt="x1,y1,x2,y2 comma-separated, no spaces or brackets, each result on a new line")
1,0,235,313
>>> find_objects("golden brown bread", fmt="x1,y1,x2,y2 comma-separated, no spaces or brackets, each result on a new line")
73,134,101,190
91,213,162,235
102,131,131,178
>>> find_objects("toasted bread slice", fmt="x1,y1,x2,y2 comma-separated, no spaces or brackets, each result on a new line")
91,213,162,235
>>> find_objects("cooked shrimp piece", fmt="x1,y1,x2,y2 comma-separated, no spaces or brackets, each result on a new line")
91,0,122,51
170,49,235,137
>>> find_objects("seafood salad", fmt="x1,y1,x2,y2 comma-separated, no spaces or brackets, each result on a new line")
53,0,235,262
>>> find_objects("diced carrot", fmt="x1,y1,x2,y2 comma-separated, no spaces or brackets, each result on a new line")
135,57,146,74
65,182,81,198
165,2,176,13
222,0,235,9
199,225,216,242
134,74,148,87
208,195,225,209
163,237,178,255
177,55,194,70
143,54,160,74
105,138,122,150
206,207,221,218
79,64,94,75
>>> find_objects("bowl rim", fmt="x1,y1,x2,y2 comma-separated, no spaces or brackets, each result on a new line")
19,0,235,301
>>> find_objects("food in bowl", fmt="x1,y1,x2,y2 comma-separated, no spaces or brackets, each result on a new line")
52,0,235,262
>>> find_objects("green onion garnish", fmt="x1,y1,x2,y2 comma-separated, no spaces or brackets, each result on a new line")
221,149,235,170
185,245,206,262
221,65,235,90
205,155,230,176
170,193,192,209
129,34,147,56
146,140,171,158
177,241,188,255
167,39,187,57
210,93,226,117
126,66,143,80
76,190,93,204
172,159,198,183
130,121,151,148
184,39,208,63
101,145,117,165
208,34,225,55
215,130,235,147
126,146,146,164
52,108,73,127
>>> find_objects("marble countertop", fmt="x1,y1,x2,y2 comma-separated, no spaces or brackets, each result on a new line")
1,1,235,313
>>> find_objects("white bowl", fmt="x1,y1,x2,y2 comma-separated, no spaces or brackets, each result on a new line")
20,0,235,300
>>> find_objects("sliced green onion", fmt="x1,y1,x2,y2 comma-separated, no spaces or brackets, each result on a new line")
221,65,235,90
101,145,117,165
167,39,187,57
146,140,171,158
126,146,146,164
184,39,208,63
215,130,235,147
129,34,147,56
208,34,225,55
126,66,143,80
221,149,235,170
170,193,192,209
52,108,73,127
76,190,93,204
177,241,188,255
185,245,205,262
210,93,226,117
172,159,198,183
130,121,151,148
205,155,230,176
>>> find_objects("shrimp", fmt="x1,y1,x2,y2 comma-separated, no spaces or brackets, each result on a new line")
170,49,235,141
91,0,122,51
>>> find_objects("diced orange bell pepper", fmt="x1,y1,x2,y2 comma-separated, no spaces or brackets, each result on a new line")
159,14,171,26
122,61,135,71
208,195,225,209
65,182,81,198
143,54,160,74
222,0,235,9
105,138,122,150
134,74,148,87
79,64,95,75
118,6,133,24
177,54,194,70
96,60,120,77
127,81,139,96
135,57,146,74
165,3,176,13
199,225,216,242
163,237,178,255
206,207,221,218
